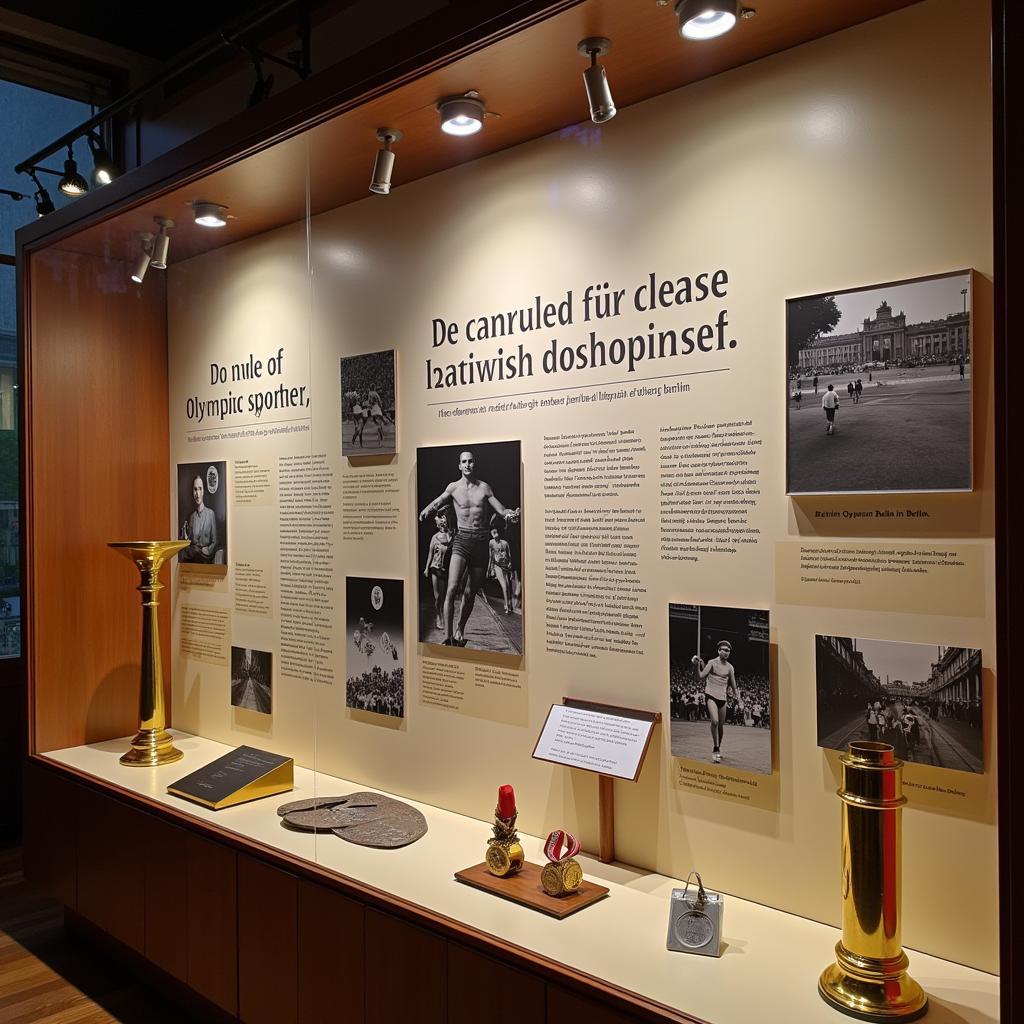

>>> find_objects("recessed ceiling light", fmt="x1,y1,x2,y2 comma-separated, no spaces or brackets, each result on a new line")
438,95,485,137
192,201,229,228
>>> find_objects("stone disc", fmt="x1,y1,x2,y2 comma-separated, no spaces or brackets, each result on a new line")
331,794,428,848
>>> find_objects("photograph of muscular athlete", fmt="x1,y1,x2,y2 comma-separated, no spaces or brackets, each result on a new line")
416,441,522,655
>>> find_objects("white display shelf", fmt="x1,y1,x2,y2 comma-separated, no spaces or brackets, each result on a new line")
43,731,999,1024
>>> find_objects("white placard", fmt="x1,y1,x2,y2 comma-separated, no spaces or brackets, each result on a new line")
532,704,654,781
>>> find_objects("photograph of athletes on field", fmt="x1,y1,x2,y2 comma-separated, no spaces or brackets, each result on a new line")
816,635,983,773
416,440,522,656
340,349,397,456
669,604,772,775
787,270,972,493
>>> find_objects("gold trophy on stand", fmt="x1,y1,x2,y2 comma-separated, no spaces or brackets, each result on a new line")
819,741,927,1021
109,541,189,767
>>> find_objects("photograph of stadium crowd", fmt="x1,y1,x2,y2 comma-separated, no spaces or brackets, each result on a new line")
416,441,522,656
340,349,397,456
669,604,772,775
786,270,972,494
230,646,272,715
815,635,983,773
346,576,404,719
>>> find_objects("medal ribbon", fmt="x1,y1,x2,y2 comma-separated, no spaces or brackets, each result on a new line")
544,829,581,862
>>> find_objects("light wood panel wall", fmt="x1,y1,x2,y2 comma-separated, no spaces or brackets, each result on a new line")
25,249,169,752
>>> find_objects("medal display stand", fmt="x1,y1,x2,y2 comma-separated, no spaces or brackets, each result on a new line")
533,698,662,864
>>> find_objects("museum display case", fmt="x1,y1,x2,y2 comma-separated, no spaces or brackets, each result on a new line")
16,1,1015,1021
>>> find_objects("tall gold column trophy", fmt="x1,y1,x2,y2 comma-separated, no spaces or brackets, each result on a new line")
485,784,525,877
819,741,927,1021
109,541,189,767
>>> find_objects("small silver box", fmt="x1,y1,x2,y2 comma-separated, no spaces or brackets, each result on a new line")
666,873,724,957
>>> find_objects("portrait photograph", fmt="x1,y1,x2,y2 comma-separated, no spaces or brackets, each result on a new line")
668,604,772,775
786,270,972,494
816,635,983,773
176,461,228,565
416,440,522,656
340,349,397,456
230,646,272,715
346,576,404,719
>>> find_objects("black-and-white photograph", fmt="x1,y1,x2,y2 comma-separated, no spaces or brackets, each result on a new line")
786,270,972,494
231,646,272,714
816,636,983,773
416,441,522,656
346,576,404,718
177,461,228,564
669,604,772,775
340,349,397,456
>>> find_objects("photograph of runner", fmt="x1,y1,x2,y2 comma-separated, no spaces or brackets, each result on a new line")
340,349,397,456
786,270,972,493
669,604,772,775
416,440,522,656
816,635,983,773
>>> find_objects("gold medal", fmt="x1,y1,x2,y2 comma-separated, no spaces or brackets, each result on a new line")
561,857,583,893
541,861,564,896
486,839,524,877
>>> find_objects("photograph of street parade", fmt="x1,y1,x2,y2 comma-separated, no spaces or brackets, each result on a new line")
816,635,983,773
669,604,772,775
340,349,397,456
416,441,522,656
230,646,272,714
786,270,972,494
346,576,404,719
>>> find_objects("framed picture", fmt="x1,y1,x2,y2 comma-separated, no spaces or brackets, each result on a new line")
230,646,272,715
668,603,772,775
786,270,972,494
346,576,404,718
815,635,983,773
415,440,522,656
176,461,228,565
340,349,397,456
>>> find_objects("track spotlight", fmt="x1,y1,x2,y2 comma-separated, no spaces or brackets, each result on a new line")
369,128,402,195
87,133,119,186
131,234,154,284
27,171,55,217
192,201,229,228
438,94,485,136
673,0,754,40
151,219,173,269
577,37,616,124
58,145,88,196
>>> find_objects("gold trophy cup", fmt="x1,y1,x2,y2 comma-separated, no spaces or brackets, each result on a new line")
819,741,927,1021
109,541,189,767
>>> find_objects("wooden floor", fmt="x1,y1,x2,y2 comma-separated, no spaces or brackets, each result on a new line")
0,845,194,1023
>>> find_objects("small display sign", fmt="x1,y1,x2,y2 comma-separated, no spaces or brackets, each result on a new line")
168,745,293,810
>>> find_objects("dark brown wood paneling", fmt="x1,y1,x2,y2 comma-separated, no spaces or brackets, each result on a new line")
143,812,189,982
26,248,169,754
365,910,446,1024
449,943,545,1024
239,854,298,1024
298,878,365,1024
75,785,145,952
187,830,238,1015
22,762,76,906
548,987,649,1024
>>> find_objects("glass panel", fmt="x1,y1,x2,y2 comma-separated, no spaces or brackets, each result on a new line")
0,263,17,658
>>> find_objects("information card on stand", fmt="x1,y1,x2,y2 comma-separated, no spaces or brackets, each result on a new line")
532,703,657,781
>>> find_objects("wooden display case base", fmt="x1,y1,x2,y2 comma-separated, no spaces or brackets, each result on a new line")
455,862,609,918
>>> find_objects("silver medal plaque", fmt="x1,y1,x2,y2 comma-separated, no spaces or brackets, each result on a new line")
666,873,724,957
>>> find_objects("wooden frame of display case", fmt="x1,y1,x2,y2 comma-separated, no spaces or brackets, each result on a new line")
15,1,1020,1021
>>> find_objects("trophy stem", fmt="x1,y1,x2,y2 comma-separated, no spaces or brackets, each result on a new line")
819,742,927,1021
109,541,189,767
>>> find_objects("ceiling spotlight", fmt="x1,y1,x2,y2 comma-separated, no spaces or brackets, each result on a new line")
151,218,173,269
577,37,616,124
673,0,754,40
438,94,485,136
58,145,88,196
87,133,119,186
192,201,229,228
369,128,402,195
27,171,54,217
131,233,154,284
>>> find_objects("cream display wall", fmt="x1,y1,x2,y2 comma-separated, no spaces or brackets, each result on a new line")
168,0,996,970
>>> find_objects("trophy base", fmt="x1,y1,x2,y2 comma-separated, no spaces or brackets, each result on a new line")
819,945,928,1022
120,729,185,767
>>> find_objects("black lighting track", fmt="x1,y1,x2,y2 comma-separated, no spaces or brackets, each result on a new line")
12,0,327,178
